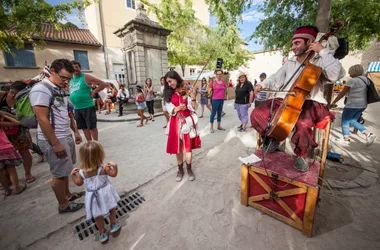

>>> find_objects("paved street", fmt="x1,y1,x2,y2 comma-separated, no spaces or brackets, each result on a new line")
1,100,380,250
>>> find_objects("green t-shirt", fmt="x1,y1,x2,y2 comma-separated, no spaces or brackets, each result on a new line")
69,73,94,109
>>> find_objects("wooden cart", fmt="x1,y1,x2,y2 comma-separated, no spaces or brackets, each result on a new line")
241,119,331,237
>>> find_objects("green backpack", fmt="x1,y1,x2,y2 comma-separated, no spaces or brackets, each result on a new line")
15,83,55,128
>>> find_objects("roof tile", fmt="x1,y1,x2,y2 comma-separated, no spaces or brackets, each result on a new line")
10,23,101,47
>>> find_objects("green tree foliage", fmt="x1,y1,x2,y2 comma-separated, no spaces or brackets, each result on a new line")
142,0,252,76
63,22,79,29
0,0,97,52
253,0,380,53
207,0,380,54
141,0,202,76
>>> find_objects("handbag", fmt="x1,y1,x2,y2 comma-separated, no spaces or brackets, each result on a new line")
358,76,380,104
191,134,201,149
181,113,199,139
207,81,215,99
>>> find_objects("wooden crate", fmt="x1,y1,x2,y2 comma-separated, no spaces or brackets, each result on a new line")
241,150,321,237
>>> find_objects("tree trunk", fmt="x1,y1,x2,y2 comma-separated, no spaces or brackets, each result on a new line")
181,64,185,77
315,0,332,32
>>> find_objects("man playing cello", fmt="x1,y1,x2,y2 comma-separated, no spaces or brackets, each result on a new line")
251,26,345,172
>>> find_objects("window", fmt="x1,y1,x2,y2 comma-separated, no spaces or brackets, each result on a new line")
115,73,126,84
4,44,36,67
126,0,135,9
74,50,90,70
190,68,195,75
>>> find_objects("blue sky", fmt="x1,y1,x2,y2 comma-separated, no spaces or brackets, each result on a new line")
47,0,265,51
210,2,265,51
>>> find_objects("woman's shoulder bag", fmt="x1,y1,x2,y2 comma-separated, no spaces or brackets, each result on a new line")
357,76,380,104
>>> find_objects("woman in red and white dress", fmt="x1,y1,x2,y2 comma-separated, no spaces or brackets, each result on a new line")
164,71,200,182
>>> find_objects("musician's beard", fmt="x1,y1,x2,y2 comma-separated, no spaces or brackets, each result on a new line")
293,46,308,57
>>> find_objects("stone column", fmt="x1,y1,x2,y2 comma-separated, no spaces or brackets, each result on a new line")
114,2,172,91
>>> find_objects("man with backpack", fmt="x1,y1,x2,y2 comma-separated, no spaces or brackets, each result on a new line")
69,60,106,142
30,59,84,213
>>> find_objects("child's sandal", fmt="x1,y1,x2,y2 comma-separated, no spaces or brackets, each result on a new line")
99,232,109,243
111,223,121,234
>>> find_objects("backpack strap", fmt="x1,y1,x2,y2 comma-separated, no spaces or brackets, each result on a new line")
39,82,57,129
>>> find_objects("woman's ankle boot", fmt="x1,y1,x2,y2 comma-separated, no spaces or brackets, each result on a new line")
176,163,184,182
186,163,195,181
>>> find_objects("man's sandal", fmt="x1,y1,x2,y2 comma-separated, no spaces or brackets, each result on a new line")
68,191,85,202
58,202,85,214
14,184,27,195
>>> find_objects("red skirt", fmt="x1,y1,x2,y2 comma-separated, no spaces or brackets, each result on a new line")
166,116,201,154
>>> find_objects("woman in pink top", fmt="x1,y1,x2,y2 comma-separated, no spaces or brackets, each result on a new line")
209,69,227,133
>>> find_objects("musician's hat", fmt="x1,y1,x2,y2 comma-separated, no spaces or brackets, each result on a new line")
293,26,318,41
238,71,247,78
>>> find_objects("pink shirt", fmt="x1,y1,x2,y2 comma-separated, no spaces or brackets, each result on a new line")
210,80,226,100
0,129,14,150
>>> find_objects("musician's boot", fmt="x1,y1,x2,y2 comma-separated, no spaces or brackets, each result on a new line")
186,163,195,181
293,157,309,172
262,137,279,153
176,163,184,182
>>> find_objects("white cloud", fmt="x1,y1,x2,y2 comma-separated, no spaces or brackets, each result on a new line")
241,10,265,23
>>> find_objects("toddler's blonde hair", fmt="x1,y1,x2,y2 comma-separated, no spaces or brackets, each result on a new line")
79,141,105,172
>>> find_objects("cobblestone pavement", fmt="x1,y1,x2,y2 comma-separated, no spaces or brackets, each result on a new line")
0,100,379,250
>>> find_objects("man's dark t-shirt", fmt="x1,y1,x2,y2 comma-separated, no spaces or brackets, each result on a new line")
235,81,254,104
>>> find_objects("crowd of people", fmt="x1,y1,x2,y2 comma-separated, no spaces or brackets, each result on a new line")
0,25,378,244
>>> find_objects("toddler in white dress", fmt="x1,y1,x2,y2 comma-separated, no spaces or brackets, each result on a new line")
71,141,121,243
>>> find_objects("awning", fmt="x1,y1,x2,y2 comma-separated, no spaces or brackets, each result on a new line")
367,61,380,72
182,70,215,80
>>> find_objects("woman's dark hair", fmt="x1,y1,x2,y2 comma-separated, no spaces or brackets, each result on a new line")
1,83,11,91
201,77,207,86
10,81,28,91
164,70,183,102
71,60,81,69
51,59,74,74
145,78,152,87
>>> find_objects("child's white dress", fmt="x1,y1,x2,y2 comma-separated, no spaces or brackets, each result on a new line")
79,166,120,221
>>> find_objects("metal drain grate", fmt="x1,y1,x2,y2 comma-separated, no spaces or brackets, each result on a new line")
73,192,145,241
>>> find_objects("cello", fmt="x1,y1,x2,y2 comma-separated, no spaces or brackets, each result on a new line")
267,21,344,142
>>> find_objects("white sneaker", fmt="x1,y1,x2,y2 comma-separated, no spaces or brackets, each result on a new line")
366,133,376,146
335,138,350,145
